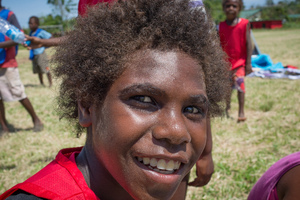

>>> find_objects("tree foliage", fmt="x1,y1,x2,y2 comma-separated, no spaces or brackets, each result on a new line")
47,0,77,21
261,0,300,20
203,0,225,24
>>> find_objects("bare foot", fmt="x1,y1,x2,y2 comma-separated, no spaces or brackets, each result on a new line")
237,117,247,123
33,120,44,132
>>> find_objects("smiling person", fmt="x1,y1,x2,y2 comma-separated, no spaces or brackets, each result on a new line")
0,0,229,199
26,0,216,196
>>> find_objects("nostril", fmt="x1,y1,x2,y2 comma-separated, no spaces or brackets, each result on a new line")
152,123,191,145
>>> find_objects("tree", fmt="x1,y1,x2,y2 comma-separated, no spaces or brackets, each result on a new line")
47,0,77,22
203,0,225,24
266,0,275,6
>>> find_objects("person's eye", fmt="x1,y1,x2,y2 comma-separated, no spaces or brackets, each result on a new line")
132,95,153,103
184,106,201,114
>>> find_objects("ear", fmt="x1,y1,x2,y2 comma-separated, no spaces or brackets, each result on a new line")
78,101,92,127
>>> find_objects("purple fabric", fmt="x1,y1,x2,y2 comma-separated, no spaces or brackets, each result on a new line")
248,152,300,200
189,0,204,8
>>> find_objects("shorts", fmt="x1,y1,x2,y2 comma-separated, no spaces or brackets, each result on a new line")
231,66,245,93
0,67,27,102
32,51,50,74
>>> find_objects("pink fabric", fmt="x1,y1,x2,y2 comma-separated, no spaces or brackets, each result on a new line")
248,152,300,200
268,188,279,200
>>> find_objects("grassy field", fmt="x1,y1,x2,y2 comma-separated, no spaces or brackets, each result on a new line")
0,28,299,199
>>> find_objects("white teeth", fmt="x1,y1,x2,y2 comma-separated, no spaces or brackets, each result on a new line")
143,157,150,165
157,159,166,170
137,157,181,173
166,160,175,171
175,161,181,169
150,158,158,167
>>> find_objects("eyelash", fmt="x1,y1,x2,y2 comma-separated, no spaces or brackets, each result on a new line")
130,95,204,116
132,95,155,104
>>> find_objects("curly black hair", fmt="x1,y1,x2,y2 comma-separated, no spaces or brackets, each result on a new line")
29,16,40,25
222,0,243,11
53,0,230,136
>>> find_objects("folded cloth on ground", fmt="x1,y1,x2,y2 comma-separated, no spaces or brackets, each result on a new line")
251,54,284,71
247,68,300,79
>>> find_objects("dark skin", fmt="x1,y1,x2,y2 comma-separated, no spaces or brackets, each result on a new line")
223,0,252,120
277,165,300,200
24,35,64,49
28,17,52,87
24,3,215,196
76,50,209,200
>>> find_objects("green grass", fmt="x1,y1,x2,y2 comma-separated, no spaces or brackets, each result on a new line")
0,28,300,199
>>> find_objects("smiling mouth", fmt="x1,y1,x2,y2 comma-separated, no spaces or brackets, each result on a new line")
136,157,181,174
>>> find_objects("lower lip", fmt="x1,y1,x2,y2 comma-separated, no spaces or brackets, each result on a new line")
134,158,183,185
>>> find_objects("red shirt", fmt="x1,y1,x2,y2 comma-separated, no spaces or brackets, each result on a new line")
219,18,249,70
0,147,100,200
0,36,18,68
78,0,115,16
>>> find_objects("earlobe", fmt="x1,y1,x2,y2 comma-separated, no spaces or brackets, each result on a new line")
78,102,92,127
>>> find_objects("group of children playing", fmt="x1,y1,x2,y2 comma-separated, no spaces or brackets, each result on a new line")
0,0,299,199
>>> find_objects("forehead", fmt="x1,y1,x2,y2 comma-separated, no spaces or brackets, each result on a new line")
120,49,206,90
29,18,37,23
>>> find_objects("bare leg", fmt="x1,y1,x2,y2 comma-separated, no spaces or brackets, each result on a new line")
226,89,232,118
0,100,9,132
237,91,246,122
47,72,52,87
38,73,44,86
19,98,43,131
170,172,190,200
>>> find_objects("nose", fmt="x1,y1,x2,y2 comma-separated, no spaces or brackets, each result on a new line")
152,108,191,145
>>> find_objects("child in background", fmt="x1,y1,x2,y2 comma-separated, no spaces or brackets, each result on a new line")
28,16,52,87
248,152,300,200
0,0,229,199
0,1,43,134
219,0,252,122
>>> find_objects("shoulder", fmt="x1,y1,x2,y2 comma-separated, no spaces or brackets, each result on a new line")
276,153,300,199
248,152,300,200
240,18,249,26
218,21,226,31
38,29,52,39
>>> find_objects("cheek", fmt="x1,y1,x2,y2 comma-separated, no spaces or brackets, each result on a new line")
96,102,153,146
190,121,207,156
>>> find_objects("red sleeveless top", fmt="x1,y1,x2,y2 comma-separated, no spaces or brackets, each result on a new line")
219,18,249,70
0,147,100,200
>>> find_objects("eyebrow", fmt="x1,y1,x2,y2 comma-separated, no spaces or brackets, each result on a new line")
119,83,167,97
189,94,209,107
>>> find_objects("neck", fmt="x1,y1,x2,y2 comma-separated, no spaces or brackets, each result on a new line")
226,17,239,26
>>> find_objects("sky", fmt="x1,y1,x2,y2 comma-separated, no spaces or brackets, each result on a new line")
4,0,282,29
3,0,78,29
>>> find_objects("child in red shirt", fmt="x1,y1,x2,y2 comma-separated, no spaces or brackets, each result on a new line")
219,0,252,122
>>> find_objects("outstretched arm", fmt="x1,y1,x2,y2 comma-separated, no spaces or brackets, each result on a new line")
24,35,66,49
0,40,18,49
188,117,214,187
